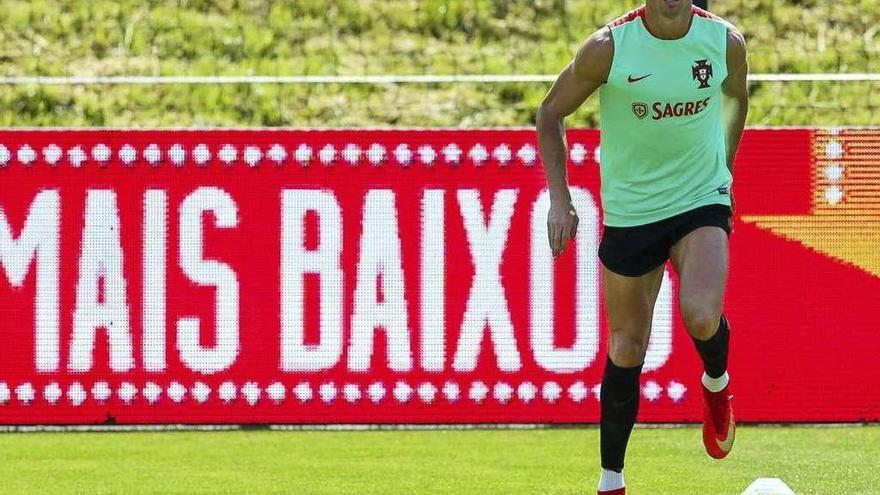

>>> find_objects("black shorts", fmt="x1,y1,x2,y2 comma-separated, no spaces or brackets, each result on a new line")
598,204,732,277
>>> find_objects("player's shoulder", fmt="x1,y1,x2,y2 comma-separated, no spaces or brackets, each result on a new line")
574,26,614,67
725,24,746,54
726,28,747,64
569,27,614,83
587,25,614,51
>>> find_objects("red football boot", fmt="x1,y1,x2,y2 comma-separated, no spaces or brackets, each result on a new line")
702,384,735,459
598,489,625,495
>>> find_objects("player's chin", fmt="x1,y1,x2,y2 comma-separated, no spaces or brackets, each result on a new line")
654,0,684,18
661,0,684,12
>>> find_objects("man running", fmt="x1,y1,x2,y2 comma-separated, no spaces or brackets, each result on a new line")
536,1,748,493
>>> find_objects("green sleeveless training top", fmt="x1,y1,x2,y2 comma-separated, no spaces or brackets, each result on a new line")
597,6,732,227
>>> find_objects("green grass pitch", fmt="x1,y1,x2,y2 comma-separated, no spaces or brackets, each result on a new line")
0,426,876,494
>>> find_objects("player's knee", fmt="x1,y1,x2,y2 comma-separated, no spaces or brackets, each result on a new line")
680,297,721,340
609,332,649,368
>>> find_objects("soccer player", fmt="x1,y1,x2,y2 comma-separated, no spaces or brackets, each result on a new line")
536,1,748,493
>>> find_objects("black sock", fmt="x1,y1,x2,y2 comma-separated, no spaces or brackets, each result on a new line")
692,314,730,379
600,357,643,473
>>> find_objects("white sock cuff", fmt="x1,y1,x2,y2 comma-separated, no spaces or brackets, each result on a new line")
702,371,730,393
598,468,625,491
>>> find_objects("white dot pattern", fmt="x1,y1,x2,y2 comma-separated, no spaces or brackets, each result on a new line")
167,382,187,403
0,142,593,169
319,382,337,403
367,382,386,403
243,146,262,167
0,380,686,406
0,145,10,166
293,382,313,403
18,144,37,165
118,144,137,165
343,383,361,403
91,144,111,162
68,382,87,406
144,143,162,165
241,382,261,405
43,144,62,165
15,383,35,404
191,382,211,403
393,381,413,403
366,144,386,165
118,382,138,404
267,144,287,164
266,382,286,403
218,381,237,403
143,382,162,404
91,382,111,402
43,382,62,404
342,144,361,165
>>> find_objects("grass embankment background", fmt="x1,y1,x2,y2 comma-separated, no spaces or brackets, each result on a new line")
0,0,877,127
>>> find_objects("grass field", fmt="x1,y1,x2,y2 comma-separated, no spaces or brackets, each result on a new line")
1,0,878,127
0,426,877,495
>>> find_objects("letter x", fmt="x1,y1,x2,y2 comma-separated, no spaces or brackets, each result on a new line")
452,189,522,372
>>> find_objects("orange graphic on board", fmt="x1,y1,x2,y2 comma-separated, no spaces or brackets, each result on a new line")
742,129,880,277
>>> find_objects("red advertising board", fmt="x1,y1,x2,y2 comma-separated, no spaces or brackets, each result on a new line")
0,128,878,424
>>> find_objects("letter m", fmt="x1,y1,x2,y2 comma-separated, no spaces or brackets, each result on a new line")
0,190,61,371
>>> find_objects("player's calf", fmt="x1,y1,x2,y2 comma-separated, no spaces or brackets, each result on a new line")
598,357,643,493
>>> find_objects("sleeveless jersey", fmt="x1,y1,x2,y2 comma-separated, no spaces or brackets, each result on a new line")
598,6,732,227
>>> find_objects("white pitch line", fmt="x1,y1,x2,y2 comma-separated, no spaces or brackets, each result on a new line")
0,73,878,85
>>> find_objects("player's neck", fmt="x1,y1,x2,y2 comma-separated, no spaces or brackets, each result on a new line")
643,4,693,40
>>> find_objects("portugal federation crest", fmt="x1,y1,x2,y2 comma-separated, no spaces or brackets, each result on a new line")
692,59,714,89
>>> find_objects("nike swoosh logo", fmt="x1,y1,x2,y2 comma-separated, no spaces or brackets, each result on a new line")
715,410,736,453
628,74,652,83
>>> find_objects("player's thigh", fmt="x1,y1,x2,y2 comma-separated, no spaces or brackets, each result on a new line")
669,226,729,333
602,264,665,366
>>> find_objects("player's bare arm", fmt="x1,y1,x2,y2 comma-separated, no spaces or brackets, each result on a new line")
537,28,613,258
722,27,749,213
